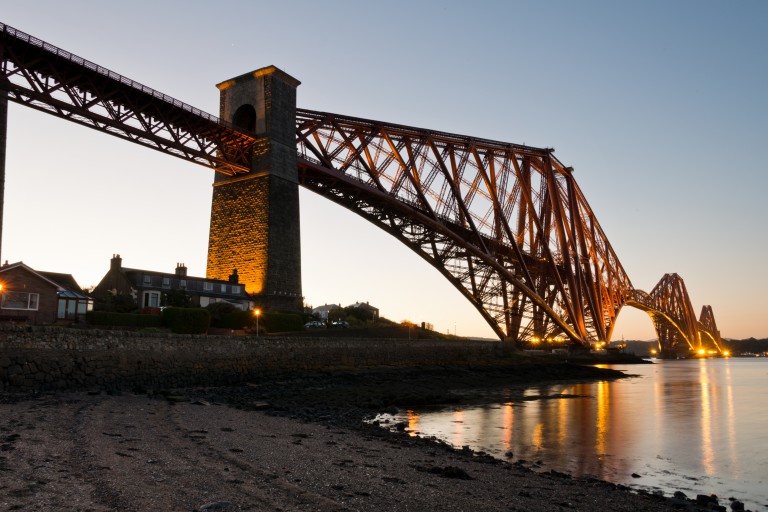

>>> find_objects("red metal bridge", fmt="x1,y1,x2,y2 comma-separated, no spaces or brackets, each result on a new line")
0,21,723,357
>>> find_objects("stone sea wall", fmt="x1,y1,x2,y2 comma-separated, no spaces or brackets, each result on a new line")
0,326,514,392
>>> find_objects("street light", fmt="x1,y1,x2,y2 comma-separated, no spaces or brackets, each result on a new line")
254,308,261,336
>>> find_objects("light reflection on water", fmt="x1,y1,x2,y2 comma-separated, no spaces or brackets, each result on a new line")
390,359,768,509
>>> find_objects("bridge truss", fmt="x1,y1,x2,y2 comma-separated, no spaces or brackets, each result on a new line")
0,20,725,351
628,274,722,356
295,110,633,343
0,21,262,176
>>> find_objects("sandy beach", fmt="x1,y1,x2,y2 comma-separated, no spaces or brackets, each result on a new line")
0,365,723,511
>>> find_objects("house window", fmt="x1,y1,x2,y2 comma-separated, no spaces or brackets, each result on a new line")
232,285,241,294
162,277,170,288
220,284,227,293
1,291,40,310
203,282,213,291
57,298,79,319
180,279,187,289
143,275,151,285
143,291,160,308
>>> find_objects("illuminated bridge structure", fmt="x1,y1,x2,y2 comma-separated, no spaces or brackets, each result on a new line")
0,22,723,356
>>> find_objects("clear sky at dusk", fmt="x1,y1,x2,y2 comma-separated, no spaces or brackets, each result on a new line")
2,1,767,340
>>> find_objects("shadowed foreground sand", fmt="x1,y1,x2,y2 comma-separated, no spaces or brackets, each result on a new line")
0,389,702,511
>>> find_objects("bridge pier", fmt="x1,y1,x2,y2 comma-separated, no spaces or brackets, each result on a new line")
0,88,6,263
207,66,303,313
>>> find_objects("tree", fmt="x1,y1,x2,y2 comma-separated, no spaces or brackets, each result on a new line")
345,305,375,323
205,302,238,325
163,289,191,308
94,293,136,313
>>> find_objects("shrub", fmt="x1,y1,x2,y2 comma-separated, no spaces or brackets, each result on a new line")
162,307,210,334
219,310,255,329
205,302,239,328
205,303,256,329
94,293,137,313
163,289,191,308
262,312,303,333
86,311,163,328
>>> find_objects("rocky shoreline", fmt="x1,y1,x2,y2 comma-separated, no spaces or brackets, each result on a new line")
0,362,749,511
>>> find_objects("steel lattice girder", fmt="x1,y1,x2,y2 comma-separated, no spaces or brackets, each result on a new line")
296,109,633,345
628,274,722,355
698,305,723,350
0,22,262,175
649,273,699,353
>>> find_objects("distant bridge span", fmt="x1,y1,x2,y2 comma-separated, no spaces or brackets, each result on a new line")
0,21,723,356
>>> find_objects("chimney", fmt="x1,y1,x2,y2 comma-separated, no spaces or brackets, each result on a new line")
175,263,187,277
228,268,239,284
110,254,122,271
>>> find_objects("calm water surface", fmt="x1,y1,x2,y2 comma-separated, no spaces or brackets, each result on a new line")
389,359,768,509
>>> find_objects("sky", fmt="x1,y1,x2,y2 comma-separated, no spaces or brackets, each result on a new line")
2,1,767,341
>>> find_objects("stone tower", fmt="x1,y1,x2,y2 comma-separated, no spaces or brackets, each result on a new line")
207,66,302,312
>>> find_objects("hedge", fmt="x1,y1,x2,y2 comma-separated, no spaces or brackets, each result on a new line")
86,311,164,328
263,312,303,333
219,310,255,329
162,307,211,334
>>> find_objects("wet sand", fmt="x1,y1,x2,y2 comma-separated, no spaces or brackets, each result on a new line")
0,364,728,511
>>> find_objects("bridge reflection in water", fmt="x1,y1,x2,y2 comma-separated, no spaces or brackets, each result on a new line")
398,359,764,508
0,21,724,355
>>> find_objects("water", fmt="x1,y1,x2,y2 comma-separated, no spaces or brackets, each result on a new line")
386,358,768,509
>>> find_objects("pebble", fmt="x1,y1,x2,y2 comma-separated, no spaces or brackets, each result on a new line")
729,500,745,511
198,501,235,511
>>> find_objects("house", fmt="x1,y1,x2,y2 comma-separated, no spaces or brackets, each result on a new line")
0,261,93,324
311,303,340,320
92,254,253,311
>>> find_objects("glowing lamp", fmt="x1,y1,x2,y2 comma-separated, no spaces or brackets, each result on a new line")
254,308,261,336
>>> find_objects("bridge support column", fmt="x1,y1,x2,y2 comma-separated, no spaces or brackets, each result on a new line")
0,89,7,263
207,66,302,313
